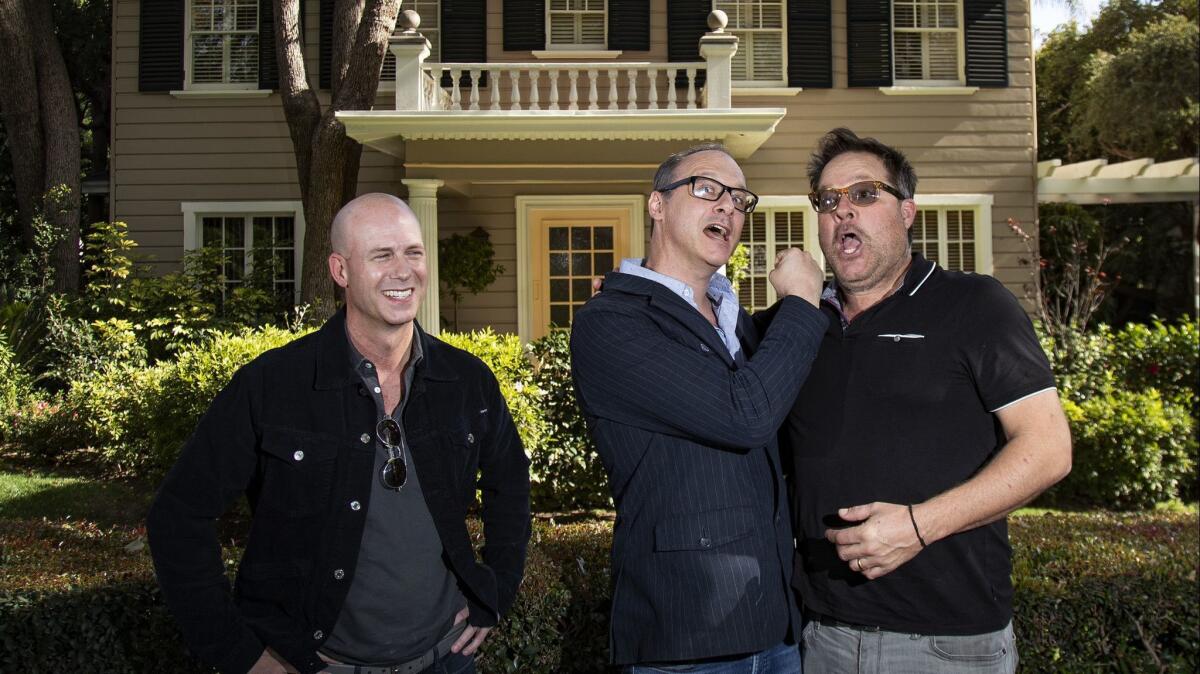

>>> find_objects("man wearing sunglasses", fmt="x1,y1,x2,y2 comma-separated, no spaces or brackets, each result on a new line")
148,193,531,674
780,128,1071,672
571,144,827,672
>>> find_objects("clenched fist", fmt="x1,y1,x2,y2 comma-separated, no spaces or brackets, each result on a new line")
769,248,824,307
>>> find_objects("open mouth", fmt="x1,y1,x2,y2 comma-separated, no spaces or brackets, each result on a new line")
383,289,413,300
838,231,863,255
704,223,730,241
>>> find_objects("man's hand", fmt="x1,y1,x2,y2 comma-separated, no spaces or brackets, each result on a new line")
450,606,491,657
825,502,924,580
769,248,824,307
249,648,295,674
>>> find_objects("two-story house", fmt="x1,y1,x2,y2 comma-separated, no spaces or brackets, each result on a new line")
114,0,1030,339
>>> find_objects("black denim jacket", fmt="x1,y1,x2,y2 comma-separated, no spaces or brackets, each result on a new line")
147,311,531,674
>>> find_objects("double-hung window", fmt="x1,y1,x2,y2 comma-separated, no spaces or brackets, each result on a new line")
715,0,786,86
547,0,607,49
892,0,963,84
187,0,259,88
736,203,818,312
182,202,306,304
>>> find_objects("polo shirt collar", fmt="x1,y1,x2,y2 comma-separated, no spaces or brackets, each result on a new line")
820,252,937,326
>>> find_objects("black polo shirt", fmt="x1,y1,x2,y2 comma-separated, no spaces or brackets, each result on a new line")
786,252,1055,635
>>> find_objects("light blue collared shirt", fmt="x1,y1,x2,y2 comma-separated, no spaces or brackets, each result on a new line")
618,258,743,361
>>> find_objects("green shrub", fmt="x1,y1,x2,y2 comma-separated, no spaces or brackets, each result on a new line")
1108,318,1199,412
0,334,31,419
438,329,547,467
528,331,610,511
1056,390,1195,510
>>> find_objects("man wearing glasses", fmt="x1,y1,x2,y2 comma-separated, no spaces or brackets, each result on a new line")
783,128,1071,672
570,144,827,672
147,193,531,674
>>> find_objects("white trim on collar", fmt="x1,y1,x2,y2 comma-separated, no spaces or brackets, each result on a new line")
908,261,938,296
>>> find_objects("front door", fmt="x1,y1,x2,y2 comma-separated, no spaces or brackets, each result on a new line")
529,209,632,339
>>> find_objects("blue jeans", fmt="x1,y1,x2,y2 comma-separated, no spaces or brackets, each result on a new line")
624,642,801,673
801,619,1016,674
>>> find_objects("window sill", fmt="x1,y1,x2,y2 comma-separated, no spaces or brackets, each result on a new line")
170,89,273,99
531,50,623,59
878,86,979,96
732,87,802,97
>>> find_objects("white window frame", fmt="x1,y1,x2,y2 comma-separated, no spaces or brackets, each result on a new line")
544,0,608,51
891,0,966,86
181,201,307,302
715,0,788,87
908,194,993,274
734,197,819,312
183,0,262,91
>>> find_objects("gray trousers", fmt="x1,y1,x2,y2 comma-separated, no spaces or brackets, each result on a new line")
800,620,1016,674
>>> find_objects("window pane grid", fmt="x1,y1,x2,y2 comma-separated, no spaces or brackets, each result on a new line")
191,0,258,85
548,0,606,46
737,209,808,313
717,0,785,83
200,213,296,302
893,0,961,83
547,224,613,329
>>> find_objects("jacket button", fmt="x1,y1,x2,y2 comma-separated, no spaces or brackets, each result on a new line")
699,537,712,548
293,450,304,461
360,433,371,444
466,433,474,444
373,386,381,394
333,569,345,580
313,630,324,640
350,500,361,511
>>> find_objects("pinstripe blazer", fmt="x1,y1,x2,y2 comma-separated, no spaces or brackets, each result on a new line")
570,272,828,665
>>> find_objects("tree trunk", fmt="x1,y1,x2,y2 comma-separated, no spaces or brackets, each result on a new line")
0,0,83,292
274,0,401,315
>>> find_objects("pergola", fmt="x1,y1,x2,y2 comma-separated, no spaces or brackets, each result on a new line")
1037,157,1200,317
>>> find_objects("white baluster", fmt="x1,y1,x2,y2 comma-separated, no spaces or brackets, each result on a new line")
648,68,659,110
687,68,698,109
469,69,481,110
666,68,678,109
626,69,638,110
510,69,521,109
607,69,619,110
587,69,599,111
449,68,462,110
567,70,579,111
489,68,501,110
549,70,560,110
529,69,541,111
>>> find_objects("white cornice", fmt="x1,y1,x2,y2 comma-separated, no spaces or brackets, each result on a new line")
335,109,788,158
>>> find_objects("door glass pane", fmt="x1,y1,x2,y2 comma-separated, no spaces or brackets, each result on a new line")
550,279,570,302
571,227,591,250
549,227,569,250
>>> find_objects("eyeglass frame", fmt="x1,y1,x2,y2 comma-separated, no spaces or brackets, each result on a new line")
377,417,408,491
808,180,908,214
657,175,760,214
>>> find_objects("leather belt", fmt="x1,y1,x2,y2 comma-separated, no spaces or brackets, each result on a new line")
320,620,467,674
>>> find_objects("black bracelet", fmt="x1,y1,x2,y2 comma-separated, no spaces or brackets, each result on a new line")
908,503,928,548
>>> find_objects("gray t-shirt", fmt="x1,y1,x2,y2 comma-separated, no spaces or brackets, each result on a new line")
322,333,465,664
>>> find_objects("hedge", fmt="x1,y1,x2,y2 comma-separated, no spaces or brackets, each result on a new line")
1,511,1195,672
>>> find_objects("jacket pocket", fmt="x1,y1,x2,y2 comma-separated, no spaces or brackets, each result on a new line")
257,426,339,517
653,506,757,552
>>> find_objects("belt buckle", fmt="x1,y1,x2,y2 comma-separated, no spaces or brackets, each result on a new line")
390,667,403,674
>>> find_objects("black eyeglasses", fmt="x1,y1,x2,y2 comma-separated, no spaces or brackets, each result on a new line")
377,417,407,490
809,180,907,214
659,176,759,214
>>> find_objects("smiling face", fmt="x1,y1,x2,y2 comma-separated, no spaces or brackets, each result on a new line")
328,194,427,335
646,149,747,281
816,151,915,297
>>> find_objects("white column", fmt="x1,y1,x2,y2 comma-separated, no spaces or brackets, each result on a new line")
402,178,445,334
699,11,738,110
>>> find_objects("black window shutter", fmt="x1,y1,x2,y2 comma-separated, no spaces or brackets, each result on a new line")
442,0,487,86
667,0,708,86
258,0,279,90
788,0,831,87
608,0,649,51
139,0,185,92
964,0,1007,87
504,0,545,51
846,0,891,87
319,0,333,89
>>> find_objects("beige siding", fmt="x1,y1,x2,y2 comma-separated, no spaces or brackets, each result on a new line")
112,0,403,268
112,0,1037,327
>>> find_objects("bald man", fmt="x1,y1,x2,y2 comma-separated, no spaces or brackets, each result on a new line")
148,194,531,674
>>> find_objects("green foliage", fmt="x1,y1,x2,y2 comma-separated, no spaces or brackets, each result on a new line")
3,511,1194,672
1073,14,1199,161
724,243,750,292
1059,390,1195,509
436,329,547,466
1037,0,1200,162
527,331,610,511
0,335,31,419
439,232,505,331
